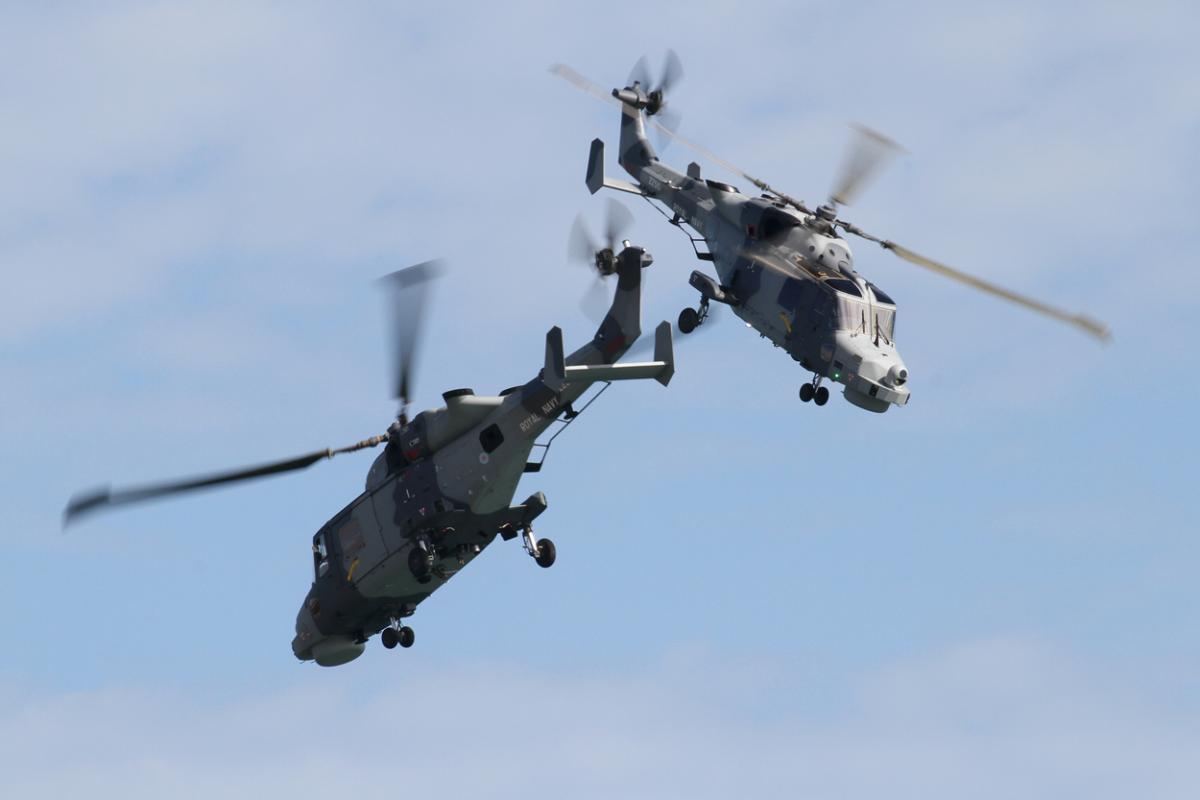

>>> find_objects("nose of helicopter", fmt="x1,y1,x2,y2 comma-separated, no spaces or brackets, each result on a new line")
832,332,911,413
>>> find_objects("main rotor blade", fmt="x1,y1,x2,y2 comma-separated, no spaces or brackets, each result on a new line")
881,241,1111,341
549,63,623,109
64,435,388,526
830,124,902,207
380,259,444,408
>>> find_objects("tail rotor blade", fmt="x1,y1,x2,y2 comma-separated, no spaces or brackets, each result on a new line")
627,55,652,89
604,197,634,251
660,49,684,94
580,278,609,322
568,215,600,265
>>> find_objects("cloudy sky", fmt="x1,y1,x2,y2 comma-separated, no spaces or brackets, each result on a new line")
3,1,1198,797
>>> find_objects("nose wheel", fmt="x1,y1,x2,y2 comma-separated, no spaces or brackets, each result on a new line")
800,377,829,406
521,525,556,568
678,298,710,334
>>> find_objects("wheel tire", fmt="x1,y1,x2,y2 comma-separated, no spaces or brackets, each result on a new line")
799,383,814,402
678,307,699,334
535,537,557,568
381,627,399,650
398,626,415,648
814,386,829,406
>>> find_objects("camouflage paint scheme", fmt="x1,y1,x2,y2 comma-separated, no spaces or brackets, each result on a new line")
292,246,671,666
592,85,911,413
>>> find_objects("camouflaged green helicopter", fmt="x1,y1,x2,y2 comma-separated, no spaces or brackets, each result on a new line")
65,220,673,666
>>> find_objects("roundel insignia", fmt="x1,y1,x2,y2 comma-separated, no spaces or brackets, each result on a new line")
479,453,490,465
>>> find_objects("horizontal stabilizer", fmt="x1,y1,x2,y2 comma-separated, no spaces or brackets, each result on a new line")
543,321,674,389
586,138,644,196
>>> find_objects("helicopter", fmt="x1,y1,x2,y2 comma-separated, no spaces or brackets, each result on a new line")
553,55,1110,412
64,230,675,667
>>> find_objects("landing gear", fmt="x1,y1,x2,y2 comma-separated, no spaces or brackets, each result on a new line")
381,626,399,649
800,376,830,406
381,620,415,650
677,298,710,334
522,525,556,568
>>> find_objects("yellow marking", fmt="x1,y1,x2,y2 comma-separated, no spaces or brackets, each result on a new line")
346,557,361,582
778,311,793,334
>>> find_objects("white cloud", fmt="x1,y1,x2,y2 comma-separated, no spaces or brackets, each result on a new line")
3,637,1196,799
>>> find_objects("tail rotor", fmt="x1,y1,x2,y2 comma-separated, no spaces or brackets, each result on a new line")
568,197,635,320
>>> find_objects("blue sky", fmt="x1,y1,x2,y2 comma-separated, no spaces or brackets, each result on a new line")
3,1,1199,797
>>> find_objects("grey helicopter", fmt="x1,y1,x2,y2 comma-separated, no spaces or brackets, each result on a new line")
65,223,674,667
553,54,1109,412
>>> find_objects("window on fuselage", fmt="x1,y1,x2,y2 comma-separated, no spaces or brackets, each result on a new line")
759,207,801,241
313,533,330,579
875,307,896,342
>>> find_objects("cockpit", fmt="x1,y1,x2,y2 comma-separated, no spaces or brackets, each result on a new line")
826,278,897,343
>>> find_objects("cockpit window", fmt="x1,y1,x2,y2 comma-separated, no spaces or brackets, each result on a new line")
759,207,801,240
870,284,895,305
835,294,869,334
875,307,896,343
826,279,862,297
313,534,330,579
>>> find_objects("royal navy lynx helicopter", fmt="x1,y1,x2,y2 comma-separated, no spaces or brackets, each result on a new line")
65,229,674,666
553,54,1110,412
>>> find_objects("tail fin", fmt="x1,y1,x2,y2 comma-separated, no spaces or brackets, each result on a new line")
586,139,644,196
610,93,658,177
565,244,652,368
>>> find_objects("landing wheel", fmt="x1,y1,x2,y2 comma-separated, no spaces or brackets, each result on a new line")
814,386,829,406
398,626,415,648
381,627,399,649
799,383,814,402
535,537,557,568
678,307,699,334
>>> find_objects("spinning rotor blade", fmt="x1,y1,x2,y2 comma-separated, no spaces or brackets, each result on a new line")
627,55,652,91
603,196,634,249
568,198,635,321
838,221,1111,341
830,124,903,207
660,49,684,95
568,215,600,264
64,435,388,525
549,63,622,110
379,260,445,411
882,242,1110,341
567,198,634,268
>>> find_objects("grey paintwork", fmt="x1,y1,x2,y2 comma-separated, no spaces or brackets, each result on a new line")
592,87,911,412
292,245,672,666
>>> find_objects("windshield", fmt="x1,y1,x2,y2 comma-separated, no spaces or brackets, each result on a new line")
835,294,869,334
874,307,896,343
